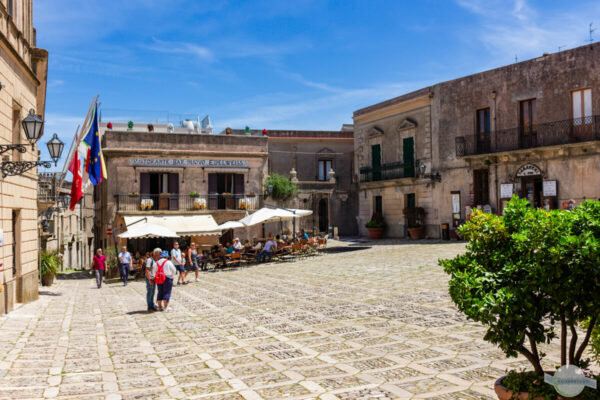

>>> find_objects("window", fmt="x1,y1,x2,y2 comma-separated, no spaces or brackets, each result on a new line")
11,210,20,276
473,169,489,205
12,108,21,161
318,160,332,181
8,0,13,17
476,108,491,137
374,196,383,215
520,99,537,134
572,88,592,125
140,173,179,195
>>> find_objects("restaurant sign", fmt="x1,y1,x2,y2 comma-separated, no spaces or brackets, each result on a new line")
130,158,248,168
516,164,542,177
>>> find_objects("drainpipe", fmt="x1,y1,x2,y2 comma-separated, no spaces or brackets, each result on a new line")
492,90,499,213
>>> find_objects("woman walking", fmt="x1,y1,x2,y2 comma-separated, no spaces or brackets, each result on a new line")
152,250,177,311
91,248,106,288
187,243,201,282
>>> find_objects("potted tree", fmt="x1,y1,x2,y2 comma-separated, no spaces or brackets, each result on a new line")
40,250,61,286
365,212,385,239
404,206,426,239
440,197,600,400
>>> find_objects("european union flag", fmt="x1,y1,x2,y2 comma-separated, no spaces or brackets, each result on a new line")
83,104,106,185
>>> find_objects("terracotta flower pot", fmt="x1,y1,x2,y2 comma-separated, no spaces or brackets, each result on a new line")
407,226,424,239
366,227,384,239
494,375,581,400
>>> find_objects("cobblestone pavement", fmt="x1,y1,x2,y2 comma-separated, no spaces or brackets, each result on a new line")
0,241,577,399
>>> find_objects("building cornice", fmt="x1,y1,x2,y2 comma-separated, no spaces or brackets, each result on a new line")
0,21,41,86
102,149,268,158
353,95,432,125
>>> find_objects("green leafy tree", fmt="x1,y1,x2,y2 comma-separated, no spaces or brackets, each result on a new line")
440,196,600,376
265,173,297,201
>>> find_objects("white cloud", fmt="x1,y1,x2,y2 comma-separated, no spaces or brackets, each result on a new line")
456,0,599,62
144,38,214,62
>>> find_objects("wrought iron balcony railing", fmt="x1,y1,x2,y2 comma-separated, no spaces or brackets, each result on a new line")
359,162,414,182
455,115,600,157
115,194,263,213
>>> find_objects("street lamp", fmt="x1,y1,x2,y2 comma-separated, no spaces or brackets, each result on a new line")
22,109,45,150
417,161,441,184
1,111,65,178
46,133,64,166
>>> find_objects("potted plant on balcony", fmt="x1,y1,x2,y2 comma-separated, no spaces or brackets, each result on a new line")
189,191,199,198
404,207,426,239
40,250,61,286
365,213,385,239
440,197,600,400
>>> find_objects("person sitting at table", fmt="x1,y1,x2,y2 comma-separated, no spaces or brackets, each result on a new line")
197,250,209,271
225,242,234,254
243,240,252,251
232,238,243,252
258,237,277,263
300,229,309,241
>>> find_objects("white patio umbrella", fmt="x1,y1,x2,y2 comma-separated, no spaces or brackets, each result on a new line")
238,207,292,226
215,220,245,230
118,222,179,239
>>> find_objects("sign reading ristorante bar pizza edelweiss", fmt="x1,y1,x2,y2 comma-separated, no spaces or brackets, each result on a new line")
129,158,249,168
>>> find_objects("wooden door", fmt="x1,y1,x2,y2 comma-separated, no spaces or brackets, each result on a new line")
403,137,415,178
371,144,381,181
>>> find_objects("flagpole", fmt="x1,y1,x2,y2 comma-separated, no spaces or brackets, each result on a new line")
57,94,98,190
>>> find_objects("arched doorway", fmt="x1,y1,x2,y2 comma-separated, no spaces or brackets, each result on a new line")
318,199,328,233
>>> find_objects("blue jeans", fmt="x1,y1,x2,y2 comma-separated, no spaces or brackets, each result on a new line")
145,276,156,309
120,264,129,285
258,251,273,263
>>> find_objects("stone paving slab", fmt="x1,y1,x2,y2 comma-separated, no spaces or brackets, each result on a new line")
0,241,594,399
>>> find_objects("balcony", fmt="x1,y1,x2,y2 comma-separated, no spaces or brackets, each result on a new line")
115,194,263,213
359,162,414,183
456,116,600,157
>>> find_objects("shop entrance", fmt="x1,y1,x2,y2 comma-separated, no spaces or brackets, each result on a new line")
318,199,328,233
520,176,543,208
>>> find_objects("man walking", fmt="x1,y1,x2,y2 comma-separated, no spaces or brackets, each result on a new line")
171,242,186,285
145,248,161,312
118,246,132,286
91,248,106,288
152,250,177,311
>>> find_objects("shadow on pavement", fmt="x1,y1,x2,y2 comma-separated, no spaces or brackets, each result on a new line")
39,290,61,296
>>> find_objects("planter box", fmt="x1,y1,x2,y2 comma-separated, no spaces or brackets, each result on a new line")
408,226,424,239
41,274,54,287
366,227,384,240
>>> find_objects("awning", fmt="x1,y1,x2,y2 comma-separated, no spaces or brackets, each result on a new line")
123,215,220,236
119,222,179,239
214,220,245,230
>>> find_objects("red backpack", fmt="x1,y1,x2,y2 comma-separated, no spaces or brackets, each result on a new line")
154,259,167,284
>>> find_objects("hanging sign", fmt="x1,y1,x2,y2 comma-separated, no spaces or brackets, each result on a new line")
543,180,557,197
516,164,542,177
500,183,514,199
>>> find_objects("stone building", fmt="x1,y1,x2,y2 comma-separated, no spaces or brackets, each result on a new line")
353,88,435,237
0,0,48,312
224,127,358,236
38,173,95,270
354,43,600,238
96,122,268,252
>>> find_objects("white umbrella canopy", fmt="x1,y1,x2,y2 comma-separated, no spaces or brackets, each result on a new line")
238,207,313,227
118,222,179,239
215,220,245,230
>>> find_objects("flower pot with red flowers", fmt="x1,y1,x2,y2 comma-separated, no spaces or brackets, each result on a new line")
440,197,600,400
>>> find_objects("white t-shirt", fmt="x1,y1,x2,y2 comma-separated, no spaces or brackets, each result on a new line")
252,242,262,250
171,248,184,265
151,258,177,279
145,257,156,278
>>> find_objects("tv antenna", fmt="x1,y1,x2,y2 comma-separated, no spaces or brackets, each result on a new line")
514,54,518,63
558,45,566,52
587,22,595,43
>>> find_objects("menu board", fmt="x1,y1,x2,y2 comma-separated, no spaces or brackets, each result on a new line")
500,183,514,199
543,180,557,197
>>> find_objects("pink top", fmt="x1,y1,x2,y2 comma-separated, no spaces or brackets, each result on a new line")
93,254,106,270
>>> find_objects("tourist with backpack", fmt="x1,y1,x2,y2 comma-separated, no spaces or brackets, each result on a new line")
145,248,161,312
152,250,177,311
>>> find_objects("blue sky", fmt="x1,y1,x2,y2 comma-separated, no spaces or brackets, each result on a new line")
35,0,600,169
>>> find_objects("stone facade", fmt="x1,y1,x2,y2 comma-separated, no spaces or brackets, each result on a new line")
353,89,435,238
96,123,268,252
266,129,358,236
0,0,48,312
38,173,95,270
354,43,600,238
